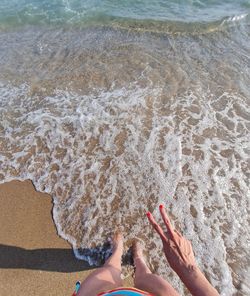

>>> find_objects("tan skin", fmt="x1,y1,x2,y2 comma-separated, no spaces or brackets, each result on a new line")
78,205,219,296
147,205,220,296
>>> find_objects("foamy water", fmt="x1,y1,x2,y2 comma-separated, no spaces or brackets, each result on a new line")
1,79,249,294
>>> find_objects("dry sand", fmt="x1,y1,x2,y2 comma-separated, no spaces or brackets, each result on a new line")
0,180,93,296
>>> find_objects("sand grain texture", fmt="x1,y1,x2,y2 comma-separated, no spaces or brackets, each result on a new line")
0,180,92,296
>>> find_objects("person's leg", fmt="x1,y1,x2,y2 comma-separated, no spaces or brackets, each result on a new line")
78,233,123,296
133,242,180,296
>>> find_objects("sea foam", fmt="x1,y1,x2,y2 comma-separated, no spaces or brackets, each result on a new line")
0,82,249,295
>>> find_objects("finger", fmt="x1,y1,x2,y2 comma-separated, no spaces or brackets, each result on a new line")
159,204,175,239
146,211,168,242
175,230,182,237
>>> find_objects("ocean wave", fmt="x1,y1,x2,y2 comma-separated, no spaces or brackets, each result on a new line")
220,13,249,26
0,0,249,34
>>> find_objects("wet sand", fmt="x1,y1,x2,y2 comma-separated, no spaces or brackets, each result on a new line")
0,180,93,296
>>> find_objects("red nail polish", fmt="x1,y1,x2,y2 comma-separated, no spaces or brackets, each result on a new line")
146,211,151,217
159,204,164,209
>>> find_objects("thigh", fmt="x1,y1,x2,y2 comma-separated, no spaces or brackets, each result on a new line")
78,267,123,296
135,273,180,296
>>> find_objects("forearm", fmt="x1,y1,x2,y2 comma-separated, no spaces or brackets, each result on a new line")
146,206,219,296
178,265,219,296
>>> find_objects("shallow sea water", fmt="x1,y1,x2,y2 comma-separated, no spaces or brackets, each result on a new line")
0,1,250,295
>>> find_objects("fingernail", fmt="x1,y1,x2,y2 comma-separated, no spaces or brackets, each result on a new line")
146,211,151,217
159,204,164,209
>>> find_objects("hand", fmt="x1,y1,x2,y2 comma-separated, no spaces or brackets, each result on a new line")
147,205,220,296
147,204,196,277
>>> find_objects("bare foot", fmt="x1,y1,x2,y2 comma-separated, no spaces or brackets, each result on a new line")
112,232,123,254
132,240,144,260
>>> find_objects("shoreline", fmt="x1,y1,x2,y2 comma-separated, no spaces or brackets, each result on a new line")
0,179,93,296
0,179,133,295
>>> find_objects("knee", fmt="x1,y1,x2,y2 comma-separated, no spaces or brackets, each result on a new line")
104,265,123,286
115,277,123,287
134,276,146,290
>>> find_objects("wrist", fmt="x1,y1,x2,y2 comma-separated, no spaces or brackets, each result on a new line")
177,264,200,282
177,265,219,296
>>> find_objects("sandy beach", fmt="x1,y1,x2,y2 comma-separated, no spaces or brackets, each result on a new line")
0,180,93,296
